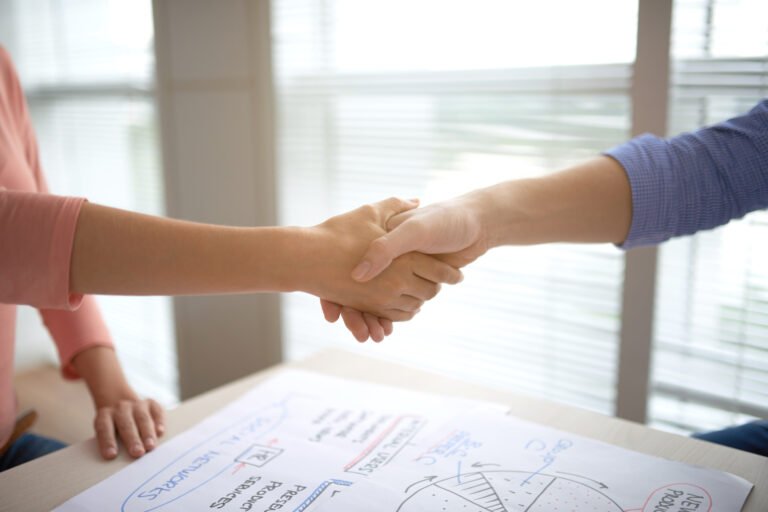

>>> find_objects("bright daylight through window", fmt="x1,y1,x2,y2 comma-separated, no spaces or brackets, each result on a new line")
274,0,768,436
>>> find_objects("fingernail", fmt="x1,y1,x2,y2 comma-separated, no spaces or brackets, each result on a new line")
145,438,155,449
351,261,371,281
133,443,144,455
105,447,117,458
157,424,165,435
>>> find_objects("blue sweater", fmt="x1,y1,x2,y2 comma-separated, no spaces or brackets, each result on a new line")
605,99,768,249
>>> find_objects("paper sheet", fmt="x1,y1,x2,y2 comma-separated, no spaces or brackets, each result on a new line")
331,412,754,512
55,369,505,512
55,370,753,512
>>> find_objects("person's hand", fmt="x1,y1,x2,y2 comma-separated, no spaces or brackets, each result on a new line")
93,393,165,460
319,298,393,342
303,197,463,322
72,346,166,460
351,194,490,283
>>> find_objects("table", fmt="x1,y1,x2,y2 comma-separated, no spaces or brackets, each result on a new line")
1,349,766,511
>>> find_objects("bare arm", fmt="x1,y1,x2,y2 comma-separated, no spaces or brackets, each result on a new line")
351,156,632,281
473,156,631,248
71,198,462,321
71,203,308,296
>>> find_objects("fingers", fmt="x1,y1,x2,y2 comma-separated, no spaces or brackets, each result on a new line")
393,294,424,312
94,408,118,460
115,401,145,458
380,317,394,336
373,196,419,220
383,308,420,322
410,253,463,285
398,276,441,302
133,402,157,452
320,299,342,322
352,224,426,283
351,198,424,283
363,312,386,342
96,399,165,460
340,307,371,342
149,399,166,437
386,209,416,231
336,307,394,342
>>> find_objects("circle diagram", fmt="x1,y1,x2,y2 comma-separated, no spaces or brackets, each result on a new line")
397,471,624,512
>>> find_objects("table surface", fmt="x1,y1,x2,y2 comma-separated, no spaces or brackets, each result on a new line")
1,349,766,511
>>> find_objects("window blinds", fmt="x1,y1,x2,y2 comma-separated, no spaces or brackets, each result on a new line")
274,0,638,414
1,0,177,405
649,0,768,434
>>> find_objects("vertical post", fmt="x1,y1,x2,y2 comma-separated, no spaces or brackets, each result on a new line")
153,0,282,399
615,0,673,422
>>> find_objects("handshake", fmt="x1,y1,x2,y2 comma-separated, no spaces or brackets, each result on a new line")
304,196,490,342
71,156,629,337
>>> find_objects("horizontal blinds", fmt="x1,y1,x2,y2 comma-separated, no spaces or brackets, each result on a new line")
649,0,768,434
274,0,637,414
1,0,177,405
4,0,154,86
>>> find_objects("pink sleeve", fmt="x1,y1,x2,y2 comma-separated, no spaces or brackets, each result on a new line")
0,48,116,377
40,295,114,379
0,190,116,378
0,189,86,309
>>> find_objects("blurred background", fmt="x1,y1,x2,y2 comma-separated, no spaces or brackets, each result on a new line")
1,0,767,440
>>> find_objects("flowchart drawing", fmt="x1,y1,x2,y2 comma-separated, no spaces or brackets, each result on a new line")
397,471,624,512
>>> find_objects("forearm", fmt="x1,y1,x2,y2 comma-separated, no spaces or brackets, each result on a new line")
71,346,136,407
71,203,308,295
466,156,632,248
70,200,460,320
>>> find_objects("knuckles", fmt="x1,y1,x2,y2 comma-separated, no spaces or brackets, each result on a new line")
357,203,377,219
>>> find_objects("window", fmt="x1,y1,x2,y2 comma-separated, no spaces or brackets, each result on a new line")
275,0,768,433
1,0,177,405
648,0,768,434
274,0,638,414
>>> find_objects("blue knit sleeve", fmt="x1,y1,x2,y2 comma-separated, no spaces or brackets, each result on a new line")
605,99,768,249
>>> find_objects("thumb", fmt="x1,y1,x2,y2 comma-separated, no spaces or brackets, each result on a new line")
351,220,424,282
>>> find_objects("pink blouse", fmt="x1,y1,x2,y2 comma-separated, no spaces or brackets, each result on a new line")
0,47,113,447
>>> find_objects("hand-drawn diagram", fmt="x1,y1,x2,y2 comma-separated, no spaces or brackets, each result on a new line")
293,479,353,512
344,415,426,476
235,443,284,468
398,471,625,512
53,371,752,512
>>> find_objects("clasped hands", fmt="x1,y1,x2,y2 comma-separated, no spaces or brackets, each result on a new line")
310,194,490,342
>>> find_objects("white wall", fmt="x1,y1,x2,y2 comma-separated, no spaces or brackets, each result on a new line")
13,308,58,372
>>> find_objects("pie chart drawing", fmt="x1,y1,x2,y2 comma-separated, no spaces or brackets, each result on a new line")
397,471,625,512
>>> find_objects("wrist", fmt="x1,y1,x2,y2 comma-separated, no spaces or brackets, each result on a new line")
270,226,324,294
283,224,348,298
92,381,138,408
462,188,502,250
73,346,136,408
